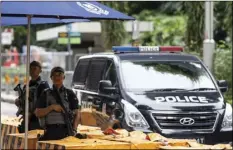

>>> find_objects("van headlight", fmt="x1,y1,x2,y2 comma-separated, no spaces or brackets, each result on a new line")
122,99,149,129
221,103,232,132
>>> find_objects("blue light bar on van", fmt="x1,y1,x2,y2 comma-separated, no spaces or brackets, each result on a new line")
112,46,183,53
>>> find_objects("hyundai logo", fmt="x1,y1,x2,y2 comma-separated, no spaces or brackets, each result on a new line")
179,117,195,125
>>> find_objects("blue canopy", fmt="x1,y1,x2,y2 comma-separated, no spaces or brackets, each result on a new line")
0,3,134,149
1,17,90,26
2,1,134,20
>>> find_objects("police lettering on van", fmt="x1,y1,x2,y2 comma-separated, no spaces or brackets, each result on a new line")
154,96,209,103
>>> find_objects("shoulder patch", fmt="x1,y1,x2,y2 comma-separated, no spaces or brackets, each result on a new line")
44,88,52,93
40,81,48,85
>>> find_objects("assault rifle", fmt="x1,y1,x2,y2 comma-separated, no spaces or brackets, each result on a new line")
52,89,76,136
13,84,25,117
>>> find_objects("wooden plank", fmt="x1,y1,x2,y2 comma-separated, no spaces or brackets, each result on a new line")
3,130,44,149
37,138,131,150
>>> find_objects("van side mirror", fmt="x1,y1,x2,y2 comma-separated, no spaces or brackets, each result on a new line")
98,80,117,95
217,80,228,93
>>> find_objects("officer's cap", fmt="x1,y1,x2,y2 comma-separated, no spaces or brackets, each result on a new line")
50,66,65,77
30,61,42,69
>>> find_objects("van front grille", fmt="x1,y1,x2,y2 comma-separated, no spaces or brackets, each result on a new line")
152,112,217,130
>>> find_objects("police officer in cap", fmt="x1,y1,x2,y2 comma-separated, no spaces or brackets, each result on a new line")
35,66,80,140
15,61,50,133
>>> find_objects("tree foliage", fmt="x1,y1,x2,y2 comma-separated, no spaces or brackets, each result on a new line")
214,48,232,104
138,13,186,46
160,1,232,52
181,2,205,53
224,2,232,40
127,2,165,15
158,1,205,53
101,2,128,49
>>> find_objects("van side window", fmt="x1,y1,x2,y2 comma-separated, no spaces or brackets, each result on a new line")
73,59,90,85
86,59,107,91
104,60,118,87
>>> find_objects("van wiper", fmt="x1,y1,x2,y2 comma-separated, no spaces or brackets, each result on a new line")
176,88,216,92
145,88,186,92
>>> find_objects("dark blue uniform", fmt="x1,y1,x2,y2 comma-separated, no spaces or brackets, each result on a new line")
18,76,50,133
36,85,79,140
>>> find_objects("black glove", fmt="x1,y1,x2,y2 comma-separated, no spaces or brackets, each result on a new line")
73,128,87,139
75,133,87,139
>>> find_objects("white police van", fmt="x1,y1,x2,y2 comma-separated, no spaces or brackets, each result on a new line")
72,46,232,144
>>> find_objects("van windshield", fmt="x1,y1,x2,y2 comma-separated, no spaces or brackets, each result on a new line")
120,60,217,92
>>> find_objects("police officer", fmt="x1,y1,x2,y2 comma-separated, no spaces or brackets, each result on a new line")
15,61,50,133
35,66,80,141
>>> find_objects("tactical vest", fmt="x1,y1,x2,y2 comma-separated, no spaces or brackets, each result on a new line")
27,80,44,114
39,88,70,128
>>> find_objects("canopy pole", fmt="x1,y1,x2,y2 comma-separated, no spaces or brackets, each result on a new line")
24,15,31,150
203,1,215,73
0,2,2,149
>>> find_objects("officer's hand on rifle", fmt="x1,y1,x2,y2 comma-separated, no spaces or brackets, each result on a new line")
15,98,20,107
73,128,77,136
51,104,64,113
74,130,87,139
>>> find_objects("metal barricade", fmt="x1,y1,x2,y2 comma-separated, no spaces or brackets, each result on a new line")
1,52,70,70
1,51,92,92
1,52,75,92
1,67,26,94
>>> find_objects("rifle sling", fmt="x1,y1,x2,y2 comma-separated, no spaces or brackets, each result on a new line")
51,88,74,136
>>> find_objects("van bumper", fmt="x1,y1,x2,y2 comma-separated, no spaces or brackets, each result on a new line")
205,130,232,144
158,131,232,145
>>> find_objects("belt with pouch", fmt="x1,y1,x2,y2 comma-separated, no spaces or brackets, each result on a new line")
46,124,67,128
